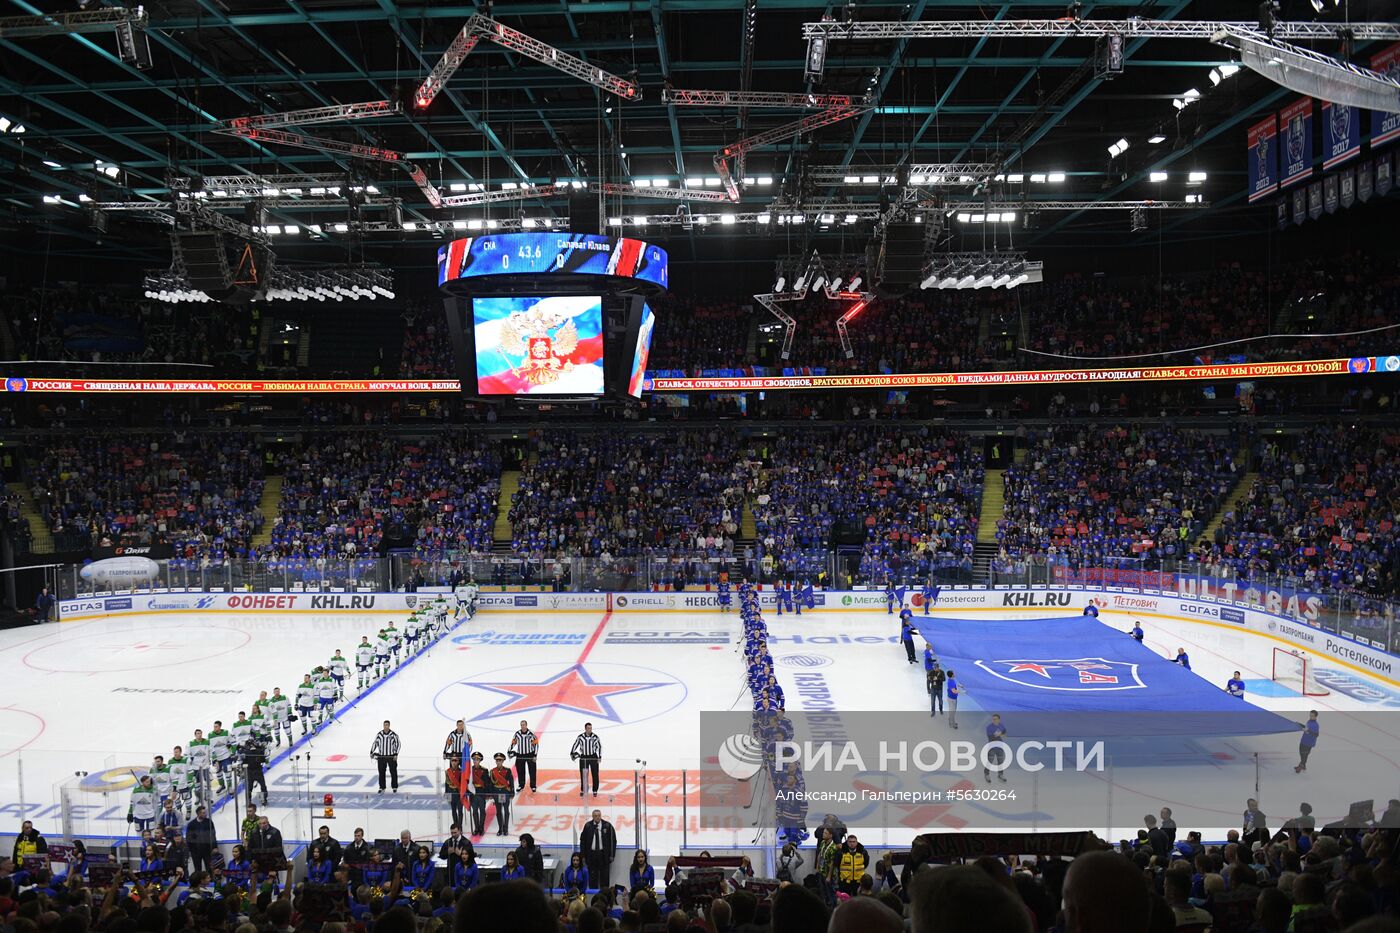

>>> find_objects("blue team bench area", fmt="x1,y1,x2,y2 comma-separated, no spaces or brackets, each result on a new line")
912,614,1300,739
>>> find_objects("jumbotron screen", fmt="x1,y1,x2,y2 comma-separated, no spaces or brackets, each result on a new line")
471,295,605,396
438,233,668,288
627,302,657,398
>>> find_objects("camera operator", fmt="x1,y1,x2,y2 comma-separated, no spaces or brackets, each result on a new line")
241,736,269,807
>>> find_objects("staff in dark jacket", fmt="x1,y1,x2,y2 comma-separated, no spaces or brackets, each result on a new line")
391,830,417,872
438,824,475,875
185,807,216,873
342,828,372,885
513,833,546,883
579,809,616,891
309,825,342,869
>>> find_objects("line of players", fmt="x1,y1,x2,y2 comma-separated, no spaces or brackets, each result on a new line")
738,582,810,845
125,595,471,831
712,573,817,615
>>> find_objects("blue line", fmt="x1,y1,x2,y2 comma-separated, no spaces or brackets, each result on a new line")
210,606,471,819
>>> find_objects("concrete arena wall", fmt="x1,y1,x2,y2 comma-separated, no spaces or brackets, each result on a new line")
57,585,1396,687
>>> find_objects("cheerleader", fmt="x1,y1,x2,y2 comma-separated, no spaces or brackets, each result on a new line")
562,852,590,892
306,847,335,885
628,850,655,895
407,846,435,892
452,851,479,892
499,852,526,881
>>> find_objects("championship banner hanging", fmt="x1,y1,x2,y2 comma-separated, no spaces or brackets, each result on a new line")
1378,152,1394,196
1358,160,1375,202
1370,44,1400,148
1322,99,1361,170
1247,114,1279,202
1279,99,1313,188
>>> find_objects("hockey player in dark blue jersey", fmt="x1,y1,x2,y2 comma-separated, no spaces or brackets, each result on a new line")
921,579,940,615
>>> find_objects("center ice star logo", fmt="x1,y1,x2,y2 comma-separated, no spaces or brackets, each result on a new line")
975,658,1145,691
470,664,669,722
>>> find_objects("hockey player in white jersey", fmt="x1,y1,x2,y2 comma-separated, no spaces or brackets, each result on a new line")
267,688,292,747
356,636,375,689
329,650,350,699
454,581,479,620
295,675,317,736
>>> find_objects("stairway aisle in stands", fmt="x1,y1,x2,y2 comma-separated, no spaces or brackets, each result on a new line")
1197,468,1258,548
250,476,282,549
971,443,1023,581
494,470,520,547
14,484,52,553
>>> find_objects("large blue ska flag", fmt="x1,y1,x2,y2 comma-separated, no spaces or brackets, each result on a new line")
1322,99,1360,169
1247,115,1279,202
911,615,1297,737
1371,44,1400,148
1279,98,1312,188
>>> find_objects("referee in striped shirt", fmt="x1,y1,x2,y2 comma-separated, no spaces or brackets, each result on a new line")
509,720,539,793
571,723,602,797
370,720,400,793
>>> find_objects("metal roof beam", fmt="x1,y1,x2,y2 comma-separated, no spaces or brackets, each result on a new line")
801,19,1400,40
14,57,1235,97
0,6,146,38
152,0,1175,28
901,4,1010,162
373,0,531,185
278,0,481,194
835,0,929,168
651,0,688,182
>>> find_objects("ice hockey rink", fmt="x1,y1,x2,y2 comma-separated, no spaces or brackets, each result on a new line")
4,600,1399,861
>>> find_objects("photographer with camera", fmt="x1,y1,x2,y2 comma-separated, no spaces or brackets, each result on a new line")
241,735,269,807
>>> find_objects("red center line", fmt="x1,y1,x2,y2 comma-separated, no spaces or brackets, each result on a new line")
534,608,613,741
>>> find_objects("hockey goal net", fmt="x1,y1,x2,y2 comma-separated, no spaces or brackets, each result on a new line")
1271,647,1331,697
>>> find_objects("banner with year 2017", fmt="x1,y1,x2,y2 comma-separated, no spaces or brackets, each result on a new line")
1371,44,1400,148
1247,114,1279,202
1322,99,1361,170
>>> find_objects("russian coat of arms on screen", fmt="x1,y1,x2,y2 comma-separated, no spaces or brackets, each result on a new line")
498,305,580,386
